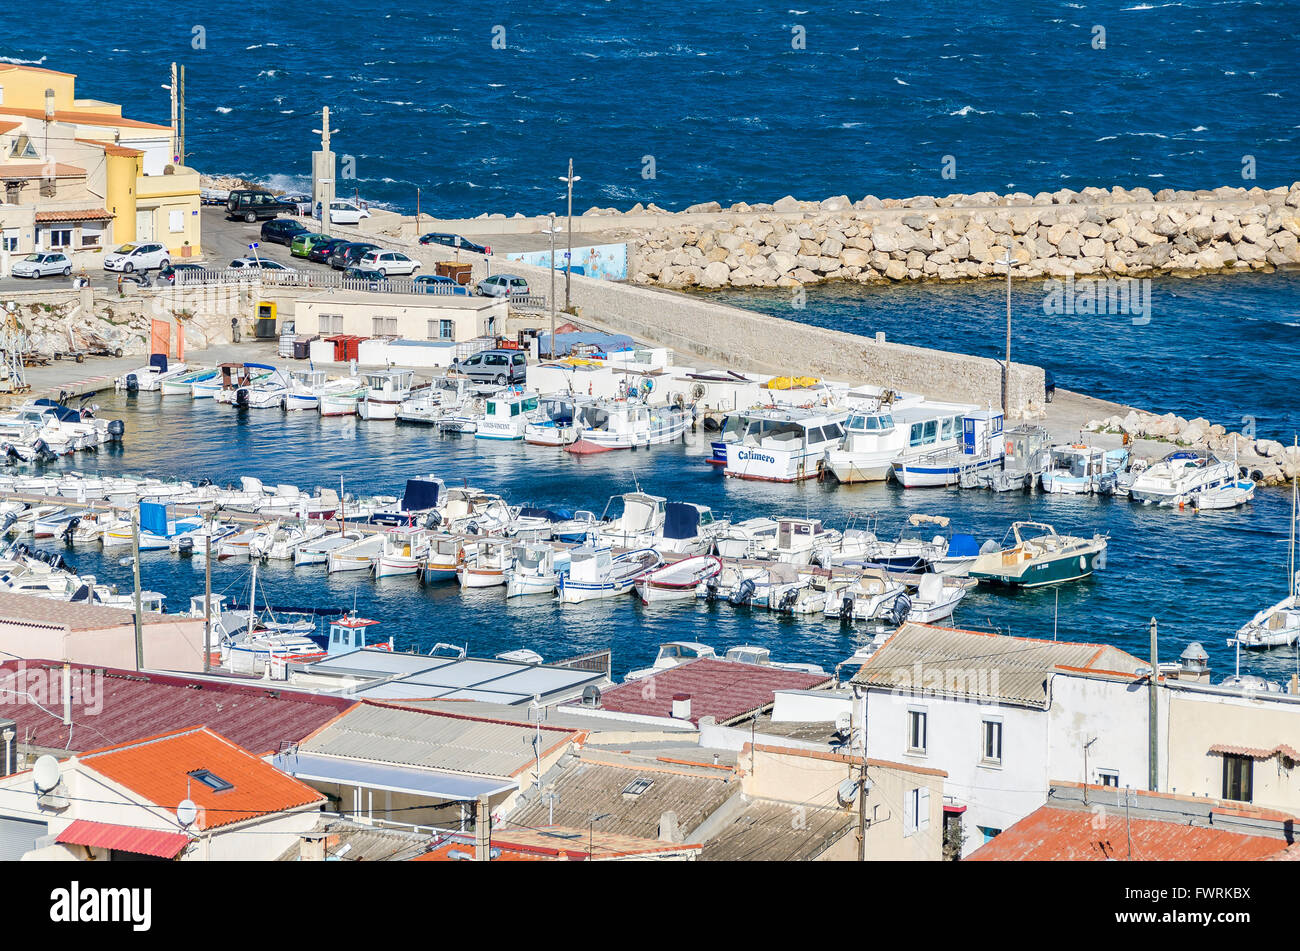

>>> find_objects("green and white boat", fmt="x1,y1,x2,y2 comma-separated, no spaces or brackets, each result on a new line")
968,521,1107,588
160,366,217,396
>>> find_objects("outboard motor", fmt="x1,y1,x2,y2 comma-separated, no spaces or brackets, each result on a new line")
198,477,212,487
776,587,799,614
125,373,139,393
177,536,194,557
0,513,17,535
423,510,443,530
235,387,250,407
61,516,81,544
838,593,855,622
48,553,66,572
107,419,125,440
886,592,913,627
703,575,721,603
465,521,480,537
33,439,57,464
728,577,757,607
1,443,18,464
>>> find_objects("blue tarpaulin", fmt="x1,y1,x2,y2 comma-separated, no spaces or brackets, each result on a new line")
139,501,168,537
148,353,168,373
947,533,980,557
538,331,634,358
662,502,700,540
400,479,441,511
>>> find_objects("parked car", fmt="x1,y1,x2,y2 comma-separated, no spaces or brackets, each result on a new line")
103,242,170,273
156,263,206,285
1044,369,1056,403
261,218,310,246
279,192,314,215
226,189,298,222
10,251,73,278
229,257,296,273
450,348,528,385
413,274,472,296
344,266,388,290
418,232,488,255
316,199,371,226
328,242,380,270
290,232,333,258
477,274,529,298
308,237,349,264
359,249,420,277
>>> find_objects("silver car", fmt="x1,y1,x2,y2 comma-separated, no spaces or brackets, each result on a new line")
10,252,72,278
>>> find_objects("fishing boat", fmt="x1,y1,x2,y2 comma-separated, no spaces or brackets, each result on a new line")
624,641,718,681
456,538,514,588
294,529,364,566
551,510,599,544
597,491,667,548
1192,479,1257,511
557,546,661,603
961,425,1053,492
326,533,386,573
653,502,725,555
1233,454,1299,649
476,389,540,440
891,410,1005,488
1040,444,1129,495
826,406,906,483
356,369,416,421
1128,450,1239,507
968,521,1108,588
505,542,570,597
721,407,848,482
373,526,431,578
114,354,188,392
524,396,580,446
635,554,723,604
231,364,288,408
282,369,329,411
571,398,689,450
420,536,464,582
160,366,217,396
317,378,368,417
771,517,841,566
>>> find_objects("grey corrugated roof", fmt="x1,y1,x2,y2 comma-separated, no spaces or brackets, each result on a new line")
273,751,516,801
700,799,855,861
850,622,1146,708
276,818,439,862
509,755,737,842
298,702,579,778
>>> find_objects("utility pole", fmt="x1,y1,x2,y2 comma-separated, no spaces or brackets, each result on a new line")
131,508,144,671
1148,616,1159,792
543,214,561,357
855,761,868,861
203,525,212,673
168,63,178,163
178,65,186,165
998,242,1014,420
558,160,580,312
313,107,337,236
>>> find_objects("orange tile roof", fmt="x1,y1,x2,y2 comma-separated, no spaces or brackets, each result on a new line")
78,726,325,831
0,105,169,131
0,64,77,77
967,805,1291,861
0,121,20,134
0,162,85,180
1209,742,1300,761
34,208,112,223
75,137,143,157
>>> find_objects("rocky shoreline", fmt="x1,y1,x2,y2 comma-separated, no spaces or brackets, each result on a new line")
612,182,1300,289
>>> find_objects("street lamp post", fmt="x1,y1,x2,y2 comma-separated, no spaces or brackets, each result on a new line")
558,160,581,313
997,242,1015,419
542,214,562,358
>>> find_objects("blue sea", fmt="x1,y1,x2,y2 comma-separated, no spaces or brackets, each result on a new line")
5,1,1296,215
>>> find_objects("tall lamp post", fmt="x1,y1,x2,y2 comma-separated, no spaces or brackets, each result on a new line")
997,242,1015,419
542,214,563,358
558,159,580,312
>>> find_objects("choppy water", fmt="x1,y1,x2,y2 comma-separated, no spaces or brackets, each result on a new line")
20,391,1300,684
7,1,1296,215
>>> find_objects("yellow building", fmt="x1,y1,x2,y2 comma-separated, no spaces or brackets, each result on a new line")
0,63,201,264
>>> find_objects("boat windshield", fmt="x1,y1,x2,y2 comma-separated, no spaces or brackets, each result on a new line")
848,413,893,431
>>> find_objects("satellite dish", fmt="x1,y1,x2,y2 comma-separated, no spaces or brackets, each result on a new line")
32,755,60,793
837,778,860,807
176,799,198,828
834,712,852,734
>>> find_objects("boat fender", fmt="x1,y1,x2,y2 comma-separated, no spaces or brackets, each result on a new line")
1095,548,1107,571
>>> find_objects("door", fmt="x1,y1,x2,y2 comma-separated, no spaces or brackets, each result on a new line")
136,209,155,242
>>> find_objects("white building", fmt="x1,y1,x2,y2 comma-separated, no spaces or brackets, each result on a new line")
849,622,1153,858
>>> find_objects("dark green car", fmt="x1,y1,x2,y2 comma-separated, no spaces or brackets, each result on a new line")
290,232,332,258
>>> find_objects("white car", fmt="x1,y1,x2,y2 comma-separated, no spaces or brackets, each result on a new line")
359,249,420,276
103,242,170,273
10,252,72,278
229,257,296,273
319,199,371,226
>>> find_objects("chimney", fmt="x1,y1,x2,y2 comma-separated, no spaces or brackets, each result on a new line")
1178,642,1210,684
0,719,16,777
658,811,680,843
298,833,327,861
62,662,72,726
671,693,691,720
44,88,55,121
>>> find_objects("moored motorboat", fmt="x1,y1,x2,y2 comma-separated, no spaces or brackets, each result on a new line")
968,521,1108,588
634,554,723,604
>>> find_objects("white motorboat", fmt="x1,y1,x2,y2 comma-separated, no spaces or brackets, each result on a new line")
634,554,723,604
326,533,386,573
114,354,188,392
823,570,909,622
357,370,416,421
969,521,1108,588
571,399,689,451
891,410,1005,489
723,645,827,676
902,573,967,623
476,389,541,441
281,369,328,411
506,543,570,597
317,379,368,416
826,406,907,484
373,527,431,578
524,396,580,446
294,529,364,566
420,536,464,582
624,641,718,681
232,364,289,408
713,517,779,560
557,546,661,603
721,407,847,482
597,491,667,549
653,502,725,556
1040,444,1129,495
1129,450,1239,507
456,538,513,588
1192,479,1256,511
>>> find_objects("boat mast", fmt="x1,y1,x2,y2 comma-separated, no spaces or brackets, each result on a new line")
248,556,258,642
1290,435,1297,600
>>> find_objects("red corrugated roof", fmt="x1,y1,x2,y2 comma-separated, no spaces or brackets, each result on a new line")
1208,742,1300,761
0,660,353,756
967,805,1291,861
593,658,829,725
56,819,189,859
80,726,325,831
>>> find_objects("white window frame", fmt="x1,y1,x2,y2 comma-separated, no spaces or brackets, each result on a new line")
1098,769,1119,788
980,717,1003,767
906,707,928,755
